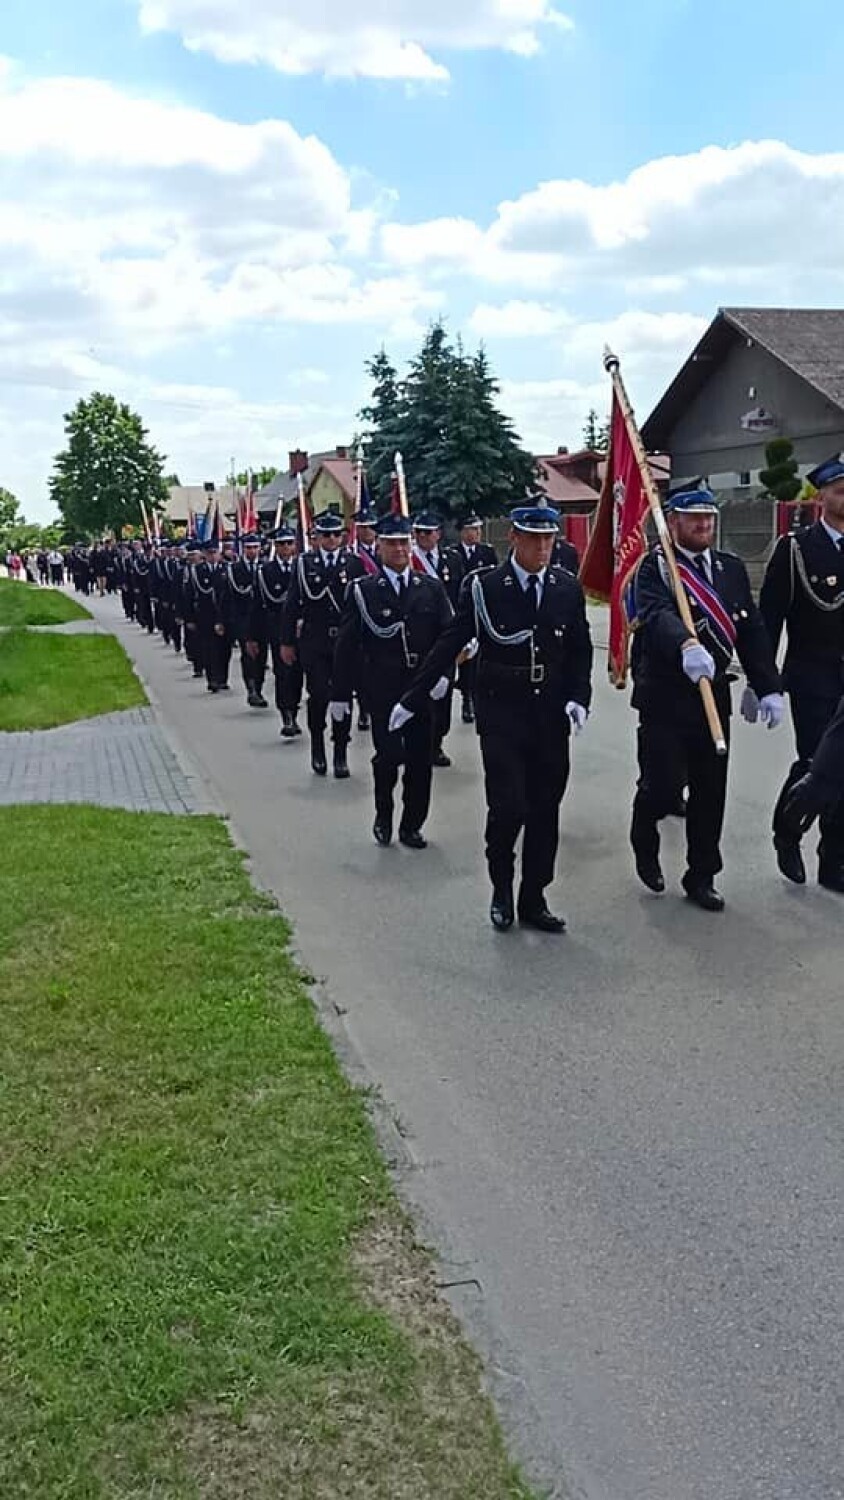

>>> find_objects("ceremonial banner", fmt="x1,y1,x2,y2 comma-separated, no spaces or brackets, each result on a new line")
580,391,649,686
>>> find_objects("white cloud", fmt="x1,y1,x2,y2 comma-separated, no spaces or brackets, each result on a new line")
137,0,572,80
469,300,572,337
382,141,844,296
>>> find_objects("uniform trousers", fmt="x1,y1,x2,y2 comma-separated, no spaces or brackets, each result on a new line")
371,710,434,833
631,719,730,882
198,625,231,687
478,700,570,902
774,688,844,867
303,650,346,744
238,637,268,693
269,643,303,715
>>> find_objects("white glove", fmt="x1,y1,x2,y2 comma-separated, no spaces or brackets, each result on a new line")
329,701,351,722
740,686,759,723
758,692,785,730
565,701,588,734
681,642,716,684
429,676,450,701
388,704,413,733
463,638,479,661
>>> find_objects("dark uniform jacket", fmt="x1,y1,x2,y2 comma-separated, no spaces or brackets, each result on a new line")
551,537,580,575
280,548,365,667
404,560,592,727
251,556,297,644
412,547,461,607
184,561,226,627
445,540,499,589
333,570,454,714
224,558,261,639
632,547,780,727
759,522,844,697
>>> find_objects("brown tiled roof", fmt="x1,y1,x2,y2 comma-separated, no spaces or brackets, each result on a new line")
534,459,598,505
642,307,844,449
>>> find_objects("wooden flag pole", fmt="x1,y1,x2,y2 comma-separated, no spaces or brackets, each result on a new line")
603,347,727,755
296,472,311,551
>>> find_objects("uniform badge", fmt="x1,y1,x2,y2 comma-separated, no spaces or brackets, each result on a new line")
827,576,838,587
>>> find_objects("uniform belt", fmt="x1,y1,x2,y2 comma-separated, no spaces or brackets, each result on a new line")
480,661,551,684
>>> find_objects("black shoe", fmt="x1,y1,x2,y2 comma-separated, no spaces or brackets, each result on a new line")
280,711,296,739
490,886,514,931
192,666,204,678
433,749,452,768
517,903,566,934
219,683,230,691
207,682,219,693
682,880,725,912
373,819,392,847
398,828,427,850
247,690,262,707
635,854,665,893
311,738,327,776
333,749,350,780
461,696,475,724
774,838,806,885
357,712,370,732
818,863,844,894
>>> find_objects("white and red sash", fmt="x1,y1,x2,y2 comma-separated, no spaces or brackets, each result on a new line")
411,544,439,578
676,558,737,658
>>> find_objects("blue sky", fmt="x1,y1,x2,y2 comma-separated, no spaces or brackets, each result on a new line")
2,0,843,520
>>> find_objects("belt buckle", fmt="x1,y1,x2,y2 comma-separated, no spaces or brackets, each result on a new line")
328,627,338,638
407,652,418,668
530,662,545,684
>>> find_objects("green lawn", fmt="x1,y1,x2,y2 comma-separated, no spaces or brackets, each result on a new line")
0,631,146,730
0,578,92,626
0,807,537,1500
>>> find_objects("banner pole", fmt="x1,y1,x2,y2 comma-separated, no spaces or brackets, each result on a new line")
603,346,727,755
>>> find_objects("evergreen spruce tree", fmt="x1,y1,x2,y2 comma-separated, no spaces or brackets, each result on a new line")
359,349,404,508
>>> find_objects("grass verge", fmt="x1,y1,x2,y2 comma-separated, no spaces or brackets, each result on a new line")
0,578,92,627
0,806,537,1500
0,631,146,730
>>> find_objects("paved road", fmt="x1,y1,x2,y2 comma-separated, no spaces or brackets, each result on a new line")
88,594,843,1500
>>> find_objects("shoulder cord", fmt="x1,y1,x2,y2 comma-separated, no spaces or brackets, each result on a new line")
353,581,415,670
226,561,254,597
791,536,844,612
257,564,288,607
296,553,342,612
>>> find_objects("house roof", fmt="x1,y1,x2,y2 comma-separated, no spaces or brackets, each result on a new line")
256,451,338,516
310,457,357,504
642,307,844,450
534,457,599,506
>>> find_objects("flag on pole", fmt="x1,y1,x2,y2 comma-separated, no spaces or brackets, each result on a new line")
579,391,650,686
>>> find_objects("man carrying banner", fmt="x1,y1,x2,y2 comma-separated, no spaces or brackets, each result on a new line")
629,482,782,909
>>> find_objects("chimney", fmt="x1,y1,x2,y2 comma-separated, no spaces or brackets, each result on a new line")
289,449,309,477
335,444,347,460
557,446,569,456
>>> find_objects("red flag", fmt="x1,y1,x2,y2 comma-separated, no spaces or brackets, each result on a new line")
579,391,649,686
389,473,402,516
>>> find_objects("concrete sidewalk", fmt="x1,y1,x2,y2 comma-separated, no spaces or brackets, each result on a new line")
77,591,844,1500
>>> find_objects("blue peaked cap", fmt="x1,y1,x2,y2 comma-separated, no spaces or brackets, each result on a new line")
377,513,413,538
510,499,560,533
807,453,844,490
664,479,719,514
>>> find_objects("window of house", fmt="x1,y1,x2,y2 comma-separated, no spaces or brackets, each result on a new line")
738,471,751,487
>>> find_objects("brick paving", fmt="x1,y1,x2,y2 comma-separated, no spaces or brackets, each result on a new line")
0,707,204,814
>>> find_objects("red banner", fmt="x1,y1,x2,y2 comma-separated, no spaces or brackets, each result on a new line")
579,392,649,685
